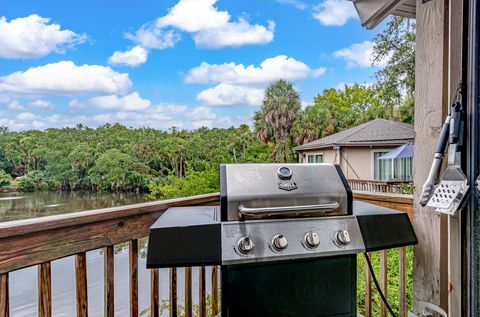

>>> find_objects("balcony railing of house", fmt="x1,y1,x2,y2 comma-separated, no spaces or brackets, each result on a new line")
348,179,414,195
0,192,413,317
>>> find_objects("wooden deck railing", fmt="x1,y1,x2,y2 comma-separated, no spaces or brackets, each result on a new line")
0,193,220,317
0,191,413,317
349,179,414,194
355,191,413,317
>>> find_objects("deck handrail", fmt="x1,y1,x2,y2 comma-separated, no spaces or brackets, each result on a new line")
348,179,414,194
0,191,411,317
0,192,220,239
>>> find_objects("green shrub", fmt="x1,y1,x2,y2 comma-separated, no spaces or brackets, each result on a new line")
148,164,220,199
0,170,11,187
17,177,35,192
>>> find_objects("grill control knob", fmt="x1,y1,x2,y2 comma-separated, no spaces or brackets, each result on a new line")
237,237,254,254
304,232,320,249
272,234,288,251
335,230,351,246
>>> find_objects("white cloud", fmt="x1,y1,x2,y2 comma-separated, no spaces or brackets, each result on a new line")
333,41,386,68
139,0,274,50
1,102,238,131
0,14,87,59
108,46,148,67
113,0,275,65
197,83,264,106
185,106,236,129
125,24,180,50
16,112,37,121
29,99,54,110
0,61,132,96
157,0,230,32
192,19,275,49
0,96,10,104
275,0,307,10
185,55,324,85
7,100,24,110
69,99,85,109
89,92,151,111
93,114,112,124
313,0,357,26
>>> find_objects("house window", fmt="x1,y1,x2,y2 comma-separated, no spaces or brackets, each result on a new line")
393,157,414,180
374,152,392,180
373,151,414,181
307,153,323,163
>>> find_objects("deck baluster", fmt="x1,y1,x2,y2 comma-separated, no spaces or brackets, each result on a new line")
399,247,407,317
129,240,139,317
150,269,159,317
199,266,206,317
0,273,8,317
170,268,177,317
38,262,52,317
185,267,192,317
76,252,88,317
104,246,114,317
364,253,372,317
212,266,219,316
380,250,388,317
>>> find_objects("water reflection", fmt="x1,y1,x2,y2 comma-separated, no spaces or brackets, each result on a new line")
0,191,154,222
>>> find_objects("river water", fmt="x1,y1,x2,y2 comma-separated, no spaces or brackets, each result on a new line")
1,191,213,316
0,191,155,222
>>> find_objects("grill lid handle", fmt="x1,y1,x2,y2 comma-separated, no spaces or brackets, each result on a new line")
237,202,340,219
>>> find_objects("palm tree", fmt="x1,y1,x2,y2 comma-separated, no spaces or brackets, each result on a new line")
255,80,301,162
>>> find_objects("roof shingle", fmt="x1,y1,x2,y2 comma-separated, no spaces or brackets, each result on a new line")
294,119,414,151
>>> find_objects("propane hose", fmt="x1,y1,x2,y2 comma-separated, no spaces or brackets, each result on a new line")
363,252,396,317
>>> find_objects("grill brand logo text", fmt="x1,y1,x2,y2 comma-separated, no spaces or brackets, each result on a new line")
278,181,298,191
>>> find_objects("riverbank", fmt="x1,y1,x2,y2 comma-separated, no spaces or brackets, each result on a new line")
0,179,18,193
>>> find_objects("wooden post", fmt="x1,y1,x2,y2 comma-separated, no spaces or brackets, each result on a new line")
38,262,52,317
184,267,192,317
364,253,372,317
150,269,159,317
104,246,114,317
399,248,407,317
447,0,465,315
76,252,88,317
129,240,138,317
212,266,219,316
413,0,450,311
199,267,206,317
0,273,8,317
169,268,177,317
380,250,388,317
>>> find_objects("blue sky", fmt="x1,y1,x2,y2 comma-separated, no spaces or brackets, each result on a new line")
0,0,386,131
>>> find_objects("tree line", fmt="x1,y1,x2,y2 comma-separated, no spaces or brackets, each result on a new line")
0,124,272,197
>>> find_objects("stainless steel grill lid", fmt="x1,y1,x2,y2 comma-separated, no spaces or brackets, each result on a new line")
220,163,351,221
147,163,417,269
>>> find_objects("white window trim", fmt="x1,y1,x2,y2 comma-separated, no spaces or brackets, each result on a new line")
306,152,324,163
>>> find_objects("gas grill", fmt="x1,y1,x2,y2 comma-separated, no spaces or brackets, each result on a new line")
147,163,417,317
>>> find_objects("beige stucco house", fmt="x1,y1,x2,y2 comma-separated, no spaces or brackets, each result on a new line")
294,119,414,181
